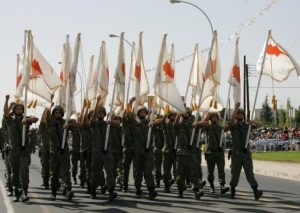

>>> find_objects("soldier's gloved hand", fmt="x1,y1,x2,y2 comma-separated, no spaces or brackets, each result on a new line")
1,151,4,160
83,150,87,159
188,145,193,150
228,150,232,160
145,148,149,153
218,147,222,152
21,146,25,151
38,150,42,158
242,148,248,154
103,149,107,155
204,153,208,160
60,148,64,154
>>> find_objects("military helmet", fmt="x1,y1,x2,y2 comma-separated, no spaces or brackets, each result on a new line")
167,111,176,118
13,103,24,113
185,107,192,115
137,106,148,115
98,106,107,116
51,105,64,117
208,112,219,120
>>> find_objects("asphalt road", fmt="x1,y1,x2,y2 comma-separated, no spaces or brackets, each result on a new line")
0,153,299,213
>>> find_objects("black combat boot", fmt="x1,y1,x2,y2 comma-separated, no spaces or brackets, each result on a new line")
43,177,49,190
148,187,158,200
21,187,29,202
209,182,215,193
80,179,85,188
101,184,107,194
7,186,13,196
230,186,235,199
186,178,191,188
156,179,160,188
73,175,77,185
123,183,128,192
164,185,170,193
135,187,142,199
108,190,118,201
220,185,230,194
200,180,206,189
194,189,204,200
177,190,184,198
86,182,91,194
90,189,96,199
50,189,56,201
252,186,263,200
66,188,74,201
13,188,20,202
169,178,175,187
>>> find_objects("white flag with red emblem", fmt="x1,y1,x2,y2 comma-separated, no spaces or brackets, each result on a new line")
57,35,72,108
16,31,62,103
228,38,241,105
113,32,126,107
154,34,185,113
257,31,300,82
203,31,221,85
98,41,110,106
132,32,149,111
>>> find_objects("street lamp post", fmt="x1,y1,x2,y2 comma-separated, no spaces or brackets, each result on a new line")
109,34,133,48
169,0,214,35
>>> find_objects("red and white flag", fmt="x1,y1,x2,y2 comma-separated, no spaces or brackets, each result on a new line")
113,32,126,107
132,32,149,112
98,41,110,106
154,34,185,113
16,31,62,103
228,37,241,105
257,31,300,82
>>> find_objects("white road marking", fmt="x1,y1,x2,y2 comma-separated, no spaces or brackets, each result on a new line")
0,176,14,213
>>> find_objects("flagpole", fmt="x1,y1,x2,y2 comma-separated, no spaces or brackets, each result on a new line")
219,85,232,147
104,81,117,151
245,30,271,149
22,30,31,147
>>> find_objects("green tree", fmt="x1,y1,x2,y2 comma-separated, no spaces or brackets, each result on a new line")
285,98,291,127
294,107,300,127
278,109,286,128
260,95,273,125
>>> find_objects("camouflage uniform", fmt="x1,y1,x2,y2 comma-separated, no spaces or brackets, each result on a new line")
175,115,204,199
90,118,117,200
46,107,73,200
4,114,31,201
152,123,164,187
38,122,50,189
70,126,81,184
1,119,12,194
202,122,228,193
121,117,135,192
229,121,262,199
162,121,177,192
131,114,157,199
80,124,92,191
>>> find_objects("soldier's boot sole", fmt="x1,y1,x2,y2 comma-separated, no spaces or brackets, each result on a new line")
230,187,235,199
50,194,56,201
221,186,230,194
108,192,118,201
148,191,158,200
67,191,74,201
255,190,263,201
101,185,107,194
195,191,204,200
200,180,207,188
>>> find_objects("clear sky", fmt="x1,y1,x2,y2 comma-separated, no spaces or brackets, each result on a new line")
0,0,299,120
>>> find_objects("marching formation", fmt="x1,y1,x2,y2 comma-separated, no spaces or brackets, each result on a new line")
1,28,299,206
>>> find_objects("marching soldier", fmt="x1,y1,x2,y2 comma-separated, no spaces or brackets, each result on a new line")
174,109,204,200
3,95,38,202
229,102,263,200
195,112,229,194
42,105,74,201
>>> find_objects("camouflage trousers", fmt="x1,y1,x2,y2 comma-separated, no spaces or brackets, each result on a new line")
50,151,72,192
176,151,201,192
205,151,226,186
230,152,258,188
162,151,176,186
40,149,50,182
122,148,134,186
133,151,155,190
90,150,115,192
71,150,80,179
153,150,163,182
8,149,31,190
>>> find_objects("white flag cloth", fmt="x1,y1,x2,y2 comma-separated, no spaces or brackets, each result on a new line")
228,38,241,105
16,31,62,102
203,31,221,85
84,55,94,103
98,41,110,105
113,32,126,107
57,35,72,108
154,34,185,113
132,32,149,111
65,34,80,119
257,31,300,82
